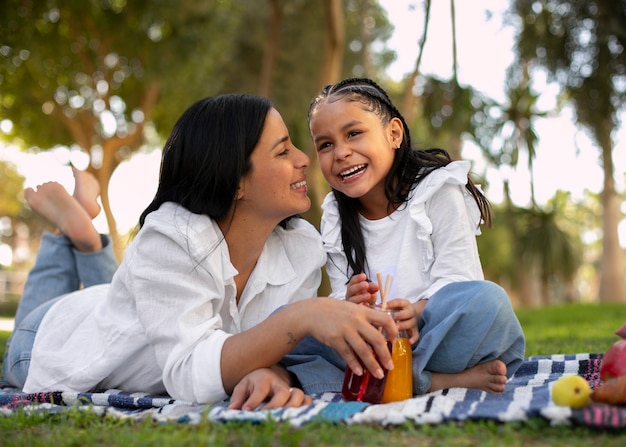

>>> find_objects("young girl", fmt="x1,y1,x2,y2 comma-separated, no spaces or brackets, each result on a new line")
3,94,398,410
285,78,525,396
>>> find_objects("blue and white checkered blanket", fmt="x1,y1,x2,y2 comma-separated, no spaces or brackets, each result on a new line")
2,353,625,429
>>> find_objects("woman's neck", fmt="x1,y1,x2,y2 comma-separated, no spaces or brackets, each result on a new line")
218,214,276,302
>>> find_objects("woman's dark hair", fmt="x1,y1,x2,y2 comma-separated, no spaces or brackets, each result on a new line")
308,78,491,276
139,94,273,227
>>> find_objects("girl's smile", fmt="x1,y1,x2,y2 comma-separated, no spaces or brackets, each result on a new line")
338,163,368,182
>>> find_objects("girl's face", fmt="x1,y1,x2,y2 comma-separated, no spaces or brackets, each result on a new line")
238,108,311,223
309,98,403,215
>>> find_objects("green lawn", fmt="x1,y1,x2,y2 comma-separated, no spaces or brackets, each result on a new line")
1,302,625,446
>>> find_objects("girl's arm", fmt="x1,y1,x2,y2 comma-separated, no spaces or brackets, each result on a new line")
420,183,485,298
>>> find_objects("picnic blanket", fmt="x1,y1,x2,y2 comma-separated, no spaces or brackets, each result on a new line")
2,353,625,429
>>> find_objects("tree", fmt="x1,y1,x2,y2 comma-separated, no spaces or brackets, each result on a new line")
0,0,241,259
1,0,397,263
511,0,626,302
397,0,486,161
0,159,44,272
400,0,431,123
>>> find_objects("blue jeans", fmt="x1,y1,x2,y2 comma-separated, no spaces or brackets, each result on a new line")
2,232,118,388
281,280,526,395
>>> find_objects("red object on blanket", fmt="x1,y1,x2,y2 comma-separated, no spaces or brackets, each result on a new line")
600,340,626,382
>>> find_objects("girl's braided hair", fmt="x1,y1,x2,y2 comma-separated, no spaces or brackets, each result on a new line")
308,78,491,277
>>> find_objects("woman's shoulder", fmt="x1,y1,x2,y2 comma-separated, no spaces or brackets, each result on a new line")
132,202,222,256
273,217,325,264
141,202,215,235
277,217,322,246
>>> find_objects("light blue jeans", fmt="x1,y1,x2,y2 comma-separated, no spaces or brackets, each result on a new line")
281,280,526,395
2,232,118,388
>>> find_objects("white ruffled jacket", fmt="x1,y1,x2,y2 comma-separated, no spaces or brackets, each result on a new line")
321,160,485,303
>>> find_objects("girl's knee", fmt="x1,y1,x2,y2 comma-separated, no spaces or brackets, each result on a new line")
469,281,511,309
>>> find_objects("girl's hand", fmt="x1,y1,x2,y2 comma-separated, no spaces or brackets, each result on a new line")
228,368,312,411
345,273,378,305
386,298,420,344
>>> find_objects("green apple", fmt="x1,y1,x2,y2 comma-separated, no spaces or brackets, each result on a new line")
552,375,591,408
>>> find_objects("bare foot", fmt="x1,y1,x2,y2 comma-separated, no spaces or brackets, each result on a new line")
24,182,102,253
429,360,508,394
71,165,101,219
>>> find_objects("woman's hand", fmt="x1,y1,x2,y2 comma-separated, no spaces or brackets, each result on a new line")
228,368,312,411
386,298,420,344
302,298,397,380
345,273,378,305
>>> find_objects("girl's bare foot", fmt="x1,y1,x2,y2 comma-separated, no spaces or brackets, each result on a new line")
71,165,101,219
429,359,508,394
24,182,102,253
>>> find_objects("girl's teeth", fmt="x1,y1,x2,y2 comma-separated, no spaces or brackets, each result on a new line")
340,164,366,179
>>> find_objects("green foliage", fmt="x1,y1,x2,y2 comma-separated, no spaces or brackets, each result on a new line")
478,198,582,297
0,0,240,149
0,160,25,218
512,0,626,146
471,65,548,172
513,206,580,282
476,205,516,283
1,303,625,445
0,0,396,153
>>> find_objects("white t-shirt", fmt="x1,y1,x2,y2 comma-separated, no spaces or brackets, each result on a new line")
321,160,484,303
24,202,325,404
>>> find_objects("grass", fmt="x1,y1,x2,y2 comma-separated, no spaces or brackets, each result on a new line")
1,302,626,446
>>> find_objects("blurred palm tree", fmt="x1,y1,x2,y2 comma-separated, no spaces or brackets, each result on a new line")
511,0,626,303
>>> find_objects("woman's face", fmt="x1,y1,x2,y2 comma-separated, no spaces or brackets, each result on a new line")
238,108,311,223
309,98,402,207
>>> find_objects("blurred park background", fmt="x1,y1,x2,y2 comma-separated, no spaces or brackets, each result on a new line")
0,0,625,317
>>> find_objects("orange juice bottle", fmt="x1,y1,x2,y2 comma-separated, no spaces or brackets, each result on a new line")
382,328,413,403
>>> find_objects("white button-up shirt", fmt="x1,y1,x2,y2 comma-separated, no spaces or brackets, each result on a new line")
24,202,325,404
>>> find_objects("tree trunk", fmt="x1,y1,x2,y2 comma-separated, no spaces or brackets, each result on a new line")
449,0,458,84
447,134,462,161
319,0,344,87
400,0,431,122
307,0,344,211
598,118,626,302
258,0,282,97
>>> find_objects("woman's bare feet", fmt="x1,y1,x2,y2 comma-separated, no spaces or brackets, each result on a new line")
429,359,508,394
71,165,101,219
24,182,102,253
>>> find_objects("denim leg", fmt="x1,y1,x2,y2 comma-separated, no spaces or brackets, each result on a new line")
12,233,116,329
12,232,79,330
412,281,526,395
74,234,118,288
3,232,117,386
281,335,346,394
2,297,60,388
